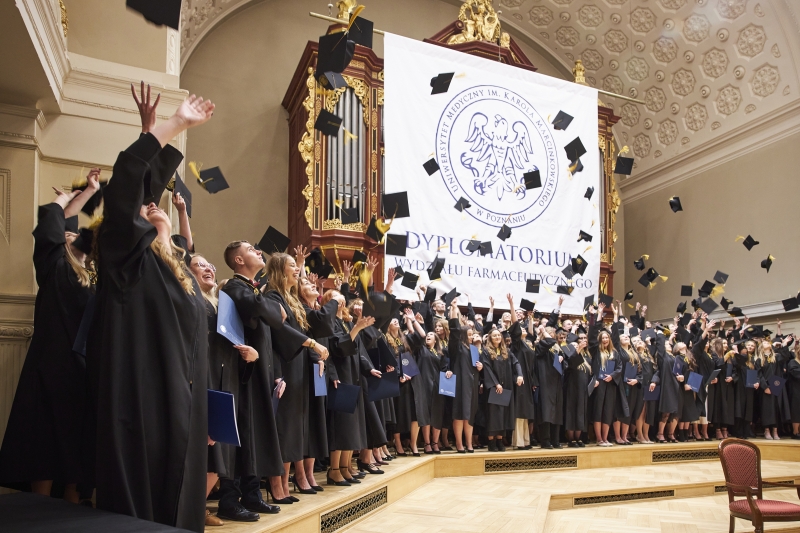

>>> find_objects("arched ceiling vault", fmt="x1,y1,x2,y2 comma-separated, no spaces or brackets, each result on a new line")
180,0,800,175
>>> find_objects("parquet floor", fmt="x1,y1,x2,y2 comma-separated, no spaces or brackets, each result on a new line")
343,461,800,533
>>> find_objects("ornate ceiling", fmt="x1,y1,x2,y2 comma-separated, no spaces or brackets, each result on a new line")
179,0,800,175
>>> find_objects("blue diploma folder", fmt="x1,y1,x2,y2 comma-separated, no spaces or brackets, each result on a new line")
328,382,360,414
487,388,512,406
599,360,615,379
687,371,703,393
470,345,480,367
313,364,327,397
438,372,456,397
768,375,786,397
367,370,400,402
72,294,96,356
624,361,637,381
643,384,660,401
553,353,563,375
726,362,733,378
400,352,420,378
217,291,245,346
745,369,758,388
673,357,684,376
208,390,240,447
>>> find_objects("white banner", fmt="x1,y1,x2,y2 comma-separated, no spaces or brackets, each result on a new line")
383,34,600,315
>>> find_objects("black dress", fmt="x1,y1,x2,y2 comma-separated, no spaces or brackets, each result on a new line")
508,323,537,422
0,204,92,489
480,349,520,433
88,134,207,533
327,317,369,451
221,276,306,478
447,319,480,424
268,291,327,462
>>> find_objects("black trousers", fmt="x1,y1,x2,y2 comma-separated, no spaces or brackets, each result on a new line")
218,476,262,511
538,422,560,445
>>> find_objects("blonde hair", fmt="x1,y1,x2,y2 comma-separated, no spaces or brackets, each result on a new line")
65,243,92,288
757,340,775,365
486,329,507,359
623,346,640,370
597,330,613,366
266,253,308,330
151,238,195,295
322,290,351,322
435,319,450,342
190,254,218,309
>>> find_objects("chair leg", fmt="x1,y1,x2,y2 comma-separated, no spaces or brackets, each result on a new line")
729,515,735,533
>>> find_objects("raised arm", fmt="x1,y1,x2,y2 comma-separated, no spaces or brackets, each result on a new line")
64,168,101,218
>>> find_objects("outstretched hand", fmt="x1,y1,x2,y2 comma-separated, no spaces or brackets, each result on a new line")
175,95,214,129
131,81,161,133
52,187,80,210
172,191,187,213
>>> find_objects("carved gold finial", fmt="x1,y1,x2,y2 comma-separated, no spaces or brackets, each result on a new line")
447,0,511,49
59,0,68,37
573,59,587,86
336,0,358,20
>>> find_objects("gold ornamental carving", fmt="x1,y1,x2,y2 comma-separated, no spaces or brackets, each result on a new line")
324,86,348,113
342,75,371,125
573,59,587,86
299,67,317,229
322,219,366,232
377,87,384,106
314,186,321,207
59,0,68,37
336,0,358,19
448,0,510,49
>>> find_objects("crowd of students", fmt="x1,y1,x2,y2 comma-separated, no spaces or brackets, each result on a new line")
0,89,799,533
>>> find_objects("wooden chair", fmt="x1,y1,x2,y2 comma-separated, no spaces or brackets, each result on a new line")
718,438,800,532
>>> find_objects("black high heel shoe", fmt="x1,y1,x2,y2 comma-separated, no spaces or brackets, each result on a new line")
340,469,361,484
357,459,384,474
292,479,317,495
326,468,351,487
267,489,294,504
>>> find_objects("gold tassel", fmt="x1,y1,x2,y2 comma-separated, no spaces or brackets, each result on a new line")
617,145,630,157
334,198,343,209
454,72,467,79
710,285,725,299
543,286,553,294
641,254,650,260
735,235,745,242
71,167,86,188
346,5,366,31
583,245,592,254
188,161,203,181
627,303,634,308
648,282,655,290
659,275,668,282
343,128,358,145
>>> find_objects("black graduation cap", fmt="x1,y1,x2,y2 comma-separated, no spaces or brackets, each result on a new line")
526,279,540,293
598,293,613,307
728,306,744,317
71,180,108,216
721,297,733,311
519,298,535,312
782,297,799,312
314,109,343,136
341,206,359,224
347,16,374,48
73,227,94,256
571,255,588,276
126,0,181,30
365,216,384,243
427,256,445,280
318,71,348,90
713,271,729,285
637,272,651,287
614,156,634,176
430,73,454,95
742,235,759,251
624,290,634,301
65,216,79,234
583,294,595,311
258,226,290,255
424,286,436,303
523,169,541,190
352,250,367,264
645,267,659,283
466,239,481,253
669,196,683,213
385,233,407,257
561,264,575,280
497,225,511,241
479,241,493,256
551,110,573,131
676,301,687,314
761,254,774,273
197,167,230,194
691,298,701,310
578,230,592,242
584,186,594,200
634,257,646,271
172,173,192,218
744,325,764,338
442,287,460,307
564,137,586,163
392,265,405,280
681,285,694,297
362,291,393,324
382,191,410,219
423,158,440,175
556,285,574,295
698,280,716,298
307,249,334,278
316,32,355,76
699,298,719,314
454,197,471,212
401,272,419,290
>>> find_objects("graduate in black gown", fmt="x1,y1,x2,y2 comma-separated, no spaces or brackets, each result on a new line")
0,173,100,501
219,240,308,517
588,303,620,447
447,297,482,453
87,95,214,533
507,299,537,449
710,336,735,439
535,315,565,449
480,324,522,451
632,337,656,443
787,343,800,438
564,330,592,448
404,309,443,455
654,330,682,443
732,338,759,439
266,253,331,498
757,339,790,440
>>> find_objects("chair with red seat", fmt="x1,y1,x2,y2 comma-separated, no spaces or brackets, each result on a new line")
718,438,800,532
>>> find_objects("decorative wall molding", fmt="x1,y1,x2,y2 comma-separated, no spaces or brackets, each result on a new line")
0,103,47,129
0,321,34,339
0,169,10,245
0,294,36,306
619,98,800,203
166,28,180,76
39,155,113,171
17,0,70,106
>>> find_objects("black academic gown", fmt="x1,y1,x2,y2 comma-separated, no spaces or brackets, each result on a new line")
327,317,369,451
733,353,758,422
480,349,520,433
88,135,207,533
787,358,800,424
677,355,700,422
389,334,416,434
759,352,790,427
407,332,439,428
448,319,479,424
535,337,564,426
565,349,593,432
712,354,736,427
0,204,91,489
639,352,658,426
204,300,233,480
653,335,681,417
221,276,305,478
356,326,389,448
268,291,326,462
509,323,537,421
588,323,621,425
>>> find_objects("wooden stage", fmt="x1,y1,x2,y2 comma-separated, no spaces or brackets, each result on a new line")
205,440,800,533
